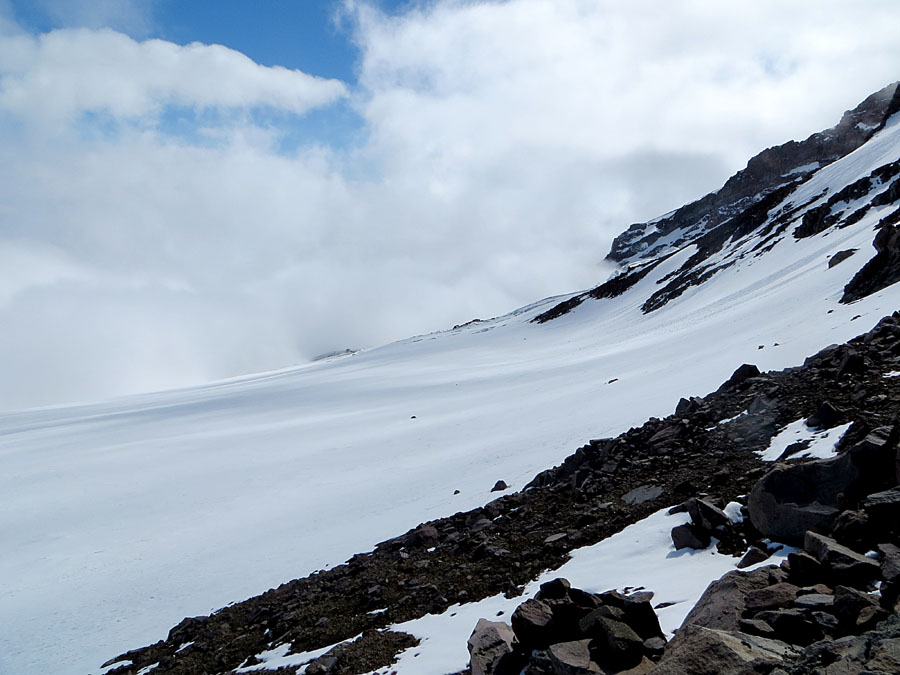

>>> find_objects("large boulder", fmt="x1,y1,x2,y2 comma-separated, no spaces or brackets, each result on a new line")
747,454,859,545
679,568,773,632
512,599,558,648
468,619,517,675
804,532,880,587
650,625,798,674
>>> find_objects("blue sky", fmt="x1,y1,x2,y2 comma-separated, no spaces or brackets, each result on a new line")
2,0,900,408
10,0,412,80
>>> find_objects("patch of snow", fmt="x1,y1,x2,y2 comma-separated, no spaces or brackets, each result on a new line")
782,162,821,177
236,634,362,674
757,419,852,461
175,641,194,653
723,501,744,524
136,664,158,675
99,660,132,674
883,370,900,378
856,122,879,131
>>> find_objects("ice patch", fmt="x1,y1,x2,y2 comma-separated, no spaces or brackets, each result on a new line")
757,419,852,461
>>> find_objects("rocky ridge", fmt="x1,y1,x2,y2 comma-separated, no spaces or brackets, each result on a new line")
534,82,900,324
101,311,900,674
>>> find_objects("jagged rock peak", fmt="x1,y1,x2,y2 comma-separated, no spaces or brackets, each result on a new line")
608,81,900,266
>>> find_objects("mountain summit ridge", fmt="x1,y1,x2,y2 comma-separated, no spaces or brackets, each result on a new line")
608,81,900,266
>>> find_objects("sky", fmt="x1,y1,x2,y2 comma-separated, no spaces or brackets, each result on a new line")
1,0,900,409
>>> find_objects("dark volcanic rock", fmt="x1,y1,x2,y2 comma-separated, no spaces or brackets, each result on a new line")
468,619,517,675
651,625,798,675
804,531,880,587
747,454,858,545
512,599,557,648
680,568,774,632
671,523,711,550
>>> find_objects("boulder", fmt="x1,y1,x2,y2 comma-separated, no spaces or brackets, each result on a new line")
865,636,900,672
879,543,900,583
538,578,572,600
680,568,772,632
671,523,710,550
650,625,797,674
595,591,664,641
753,609,823,646
804,532,880,587
744,583,800,613
687,499,730,531
547,640,600,674
512,599,557,647
747,454,859,545
807,401,845,429
863,487,900,533
585,616,644,671
468,620,517,675
785,551,825,586
736,546,771,569
717,364,761,392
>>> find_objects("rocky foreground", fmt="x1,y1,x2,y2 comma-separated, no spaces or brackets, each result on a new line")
101,312,900,674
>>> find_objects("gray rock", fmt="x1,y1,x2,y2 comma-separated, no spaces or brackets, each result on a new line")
547,639,599,674
680,568,772,632
512,598,556,647
879,542,900,582
586,616,644,671
863,487,900,530
687,499,730,531
736,545,771,569
650,625,797,674
753,609,823,646
865,636,900,672
468,619,516,675
794,593,835,610
623,485,664,505
717,364,761,392
738,618,776,637
804,532,880,587
744,583,800,613
748,454,858,545
491,480,509,492
538,578,571,600
786,551,824,586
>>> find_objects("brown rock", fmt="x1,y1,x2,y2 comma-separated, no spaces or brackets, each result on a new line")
651,625,797,674
679,568,772,632
744,583,800,613
468,619,517,675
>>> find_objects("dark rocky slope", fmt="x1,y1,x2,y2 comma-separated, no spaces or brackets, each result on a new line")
102,312,900,674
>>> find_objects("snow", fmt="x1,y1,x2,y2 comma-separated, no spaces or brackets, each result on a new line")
368,507,794,674
757,419,852,461
3,113,900,675
782,161,821,177
235,636,361,674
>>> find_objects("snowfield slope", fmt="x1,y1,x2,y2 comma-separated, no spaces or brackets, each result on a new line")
3,88,900,675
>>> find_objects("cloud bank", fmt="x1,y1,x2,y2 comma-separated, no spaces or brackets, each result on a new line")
2,0,900,408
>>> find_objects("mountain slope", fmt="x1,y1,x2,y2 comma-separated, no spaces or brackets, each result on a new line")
3,84,900,675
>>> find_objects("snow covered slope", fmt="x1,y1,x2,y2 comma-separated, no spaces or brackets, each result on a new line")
3,95,900,675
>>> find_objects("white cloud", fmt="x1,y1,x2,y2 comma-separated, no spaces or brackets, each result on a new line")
0,28,348,126
2,0,900,408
